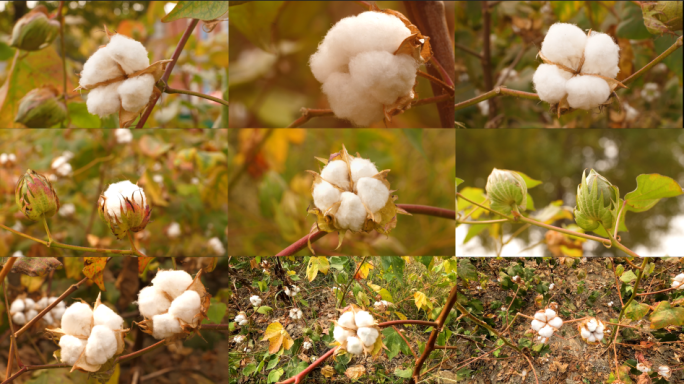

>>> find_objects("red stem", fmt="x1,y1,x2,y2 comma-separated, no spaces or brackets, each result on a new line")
275,230,329,256
379,320,438,327
397,204,455,220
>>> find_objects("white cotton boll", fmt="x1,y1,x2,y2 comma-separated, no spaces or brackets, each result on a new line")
36,297,49,310
62,302,93,337
581,32,620,78
152,313,181,339
168,290,201,325
322,72,384,127
587,334,596,343
346,336,363,355
531,319,545,332
595,321,605,333
289,308,303,320
356,177,389,213
24,298,36,310
336,192,367,232
118,74,155,112
544,309,556,319
354,311,374,328
114,128,133,144
52,306,66,321
548,317,563,329
85,325,118,365
80,48,124,89
250,295,262,307
44,313,54,325
59,203,76,217
106,34,150,75
350,158,379,185
59,335,87,365
658,366,671,378
26,309,38,321
208,237,226,256
320,160,350,191
586,319,597,332
533,64,573,104
541,23,587,70
137,286,171,318
313,180,342,211
533,311,547,322
580,327,592,340
0,153,7,164
102,180,147,219
167,222,181,238
303,341,312,350
357,327,379,347
86,81,122,118
333,326,354,343
93,304,124,330
338,311,356,329
637,363,651,373
12,312,26,325
672,273,684,289
10,299,25,313
151,270,193,299
349,50,417,105
538,325,554,338
56,163,72,177
565,76,611,110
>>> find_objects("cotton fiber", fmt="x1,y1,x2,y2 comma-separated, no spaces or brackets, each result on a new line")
313,180,341,211
102,180,147,219
84,325,118,365
79,48,124,89
350,158,379,185
152,313,181,339
581,32,620,78
137,286,171,318
336,192,367,231
86,81,122,118
338,311,357,329
62,302,93,337
168,290,201,325
321,72,384,126
346,336,363,355
348,50,418,105
672,273,684,289
118,74,155,112
106,34,150,75
354,311,374,328
357,327,379,347
532,64,573,104
333,325,354,343
151,270,194,299
565,76,611,110
356,177,389,212
59,335,87,365
540,23,587,70
320,160,350,191
93,303,124,330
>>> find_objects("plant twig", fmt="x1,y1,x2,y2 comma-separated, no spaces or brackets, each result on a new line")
286,109,334,128
0,258,18,283
417,70,454,95
481,1,495,120
622,35,683,85
605,257,650,349
391,325,417,359
397,204,455,219
275,230,329,257
494,43,527,88
164,87,229,106
338,256,369,308
455,86,540,111
455,43,483,60
410,93,453,107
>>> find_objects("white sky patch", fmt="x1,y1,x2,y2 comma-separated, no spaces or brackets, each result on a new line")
164,2,176,14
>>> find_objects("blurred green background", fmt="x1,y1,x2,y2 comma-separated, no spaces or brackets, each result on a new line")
455,1,683,128
229,1,455,128
457,129,684,256
229,128,455,256
0,129,228,256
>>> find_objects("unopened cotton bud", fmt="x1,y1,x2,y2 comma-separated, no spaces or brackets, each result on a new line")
118,74,155,112
356,177,389,213
151,270,193,300
338,311,356,329
93,303,124,330
336,192,367,231
346,336,363,355
541,23,587,71
349,158,379,185
168,290,201,325
357,327,379,347
85,325,118,365
152,313,181,339
10,6,59,51
565,75,611,110
59,335,87,365
321,160,350,191
14,87,67,128
137,286,171,318
354,311,374,328
62,302,93,337
16,169,60,221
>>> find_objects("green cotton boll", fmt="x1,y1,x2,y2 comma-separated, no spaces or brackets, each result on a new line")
574,169,618,231
485,168,527,215
10,6,60,51
15,169,61,221
15,87,67,128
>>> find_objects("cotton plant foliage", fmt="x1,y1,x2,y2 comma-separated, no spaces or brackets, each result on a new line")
331,304,382,357
135,270,211,341
307,145,410,253
532,23,626,117
46,294,128,373
76,26,172,127
309,6,432,126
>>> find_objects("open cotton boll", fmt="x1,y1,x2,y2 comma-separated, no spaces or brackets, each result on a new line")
168,290,201,325
333,326,354,343
80,48,124,89
338,311,356,329
313,180,342,211
350,158,379,185
59,335,87,365
106,34,150,75
320,160,350,191
26,309,38,321
44,312,54,325
85,325,118,365
24,298,35,309
356,177,389,212
349,50,418,105
137,286,171,318
86,81,122,118
565,76,611,110
541,23,587,70
93,304,124,330
10,299,25,313
12,312,26,325
538,325,554,338
671,273,684,289
533,64,573,104
322,72,384,127
152,313,181,339
533,311,547,323
36,297,49,310
581,32,620,78
151,270,194,299
346,336,363,355
336,192,367,231
548,316,563,329
62,302,93,337
580,327,592,340
357,327,379,347
544,309,557,320
531,319,545,332
354,311,374,328
586,319,597,332
102,180,147,219
118,74,155,112
52,306,65,321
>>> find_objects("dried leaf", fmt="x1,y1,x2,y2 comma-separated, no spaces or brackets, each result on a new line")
83,257,107,291
321,365,335,378
9,257,62,276
345,365,366,380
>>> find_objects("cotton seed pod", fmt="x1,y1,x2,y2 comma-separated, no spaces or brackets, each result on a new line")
15,169,60,221
485,168,527,215
671,273,684,289
10,6,59,51
574,169,618,232
14,87,67,128
98,180,151,239
658,365,671,379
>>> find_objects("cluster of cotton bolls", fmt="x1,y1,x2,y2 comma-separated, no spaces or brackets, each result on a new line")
671,273,684,289
530,308,564,344
137,270,203,339
533,23,621,111
333,309,380,355
9,296,65,326
234,311,248,326
0,153,17,167
56,295,125,367
313,153,389,232
80,33,154,117
114,128,133,144
51,151,74,177
578,317,605,344
309,11,420,126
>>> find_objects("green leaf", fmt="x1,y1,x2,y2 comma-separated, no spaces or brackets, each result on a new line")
266,357,280,370
619,270,637,283
526,194,535,211
205,300,227,324
256,306,273,315
457,187,488,219
616,1,652,40
383,327,410,360
162,1,228,22
624,300,650,321
650,301,684,329
394,368,413,378
0,42,15,61
624,174,683,212
229,1,286,53
414,256,433,270
267,368,284,383
242,362,257,376
67,102,100,128
515,171,542,189
379,288,393,302
550,1,584,22
457,259,477,281
403,129,425,157
456,178,464,187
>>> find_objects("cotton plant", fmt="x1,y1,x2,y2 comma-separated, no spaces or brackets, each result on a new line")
532,23,626,117
578,317,605,344
307,145,409,253
46,293,128,372
135,270,211,340
332,305,382,356
309,7,432,126
530,308,564,344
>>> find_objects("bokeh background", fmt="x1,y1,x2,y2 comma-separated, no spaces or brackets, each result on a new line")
0,129,228,257
229,129,455,256
455,1,683,128
229,1,455,128
456,129,684,256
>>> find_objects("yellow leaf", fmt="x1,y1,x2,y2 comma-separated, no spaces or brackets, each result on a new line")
355,262,374,280
345,365,366,380
306,257,319,282
21,275,45,292
286,128,306,144
394,311,407,320
317,257,330,274
263,322,283,340
268,333,284,354
63,257,84,280
321,366,335,378
367,283,382,293
282,331,294,351
414,291,428,310
287,270,296,275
